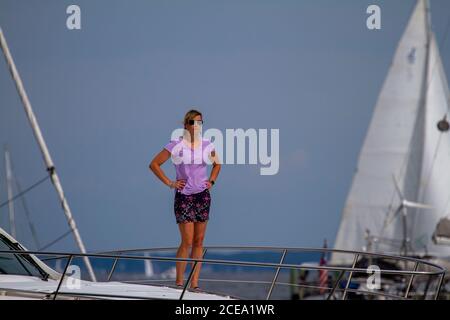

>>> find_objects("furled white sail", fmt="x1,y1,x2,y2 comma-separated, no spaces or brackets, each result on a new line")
331,0,450,264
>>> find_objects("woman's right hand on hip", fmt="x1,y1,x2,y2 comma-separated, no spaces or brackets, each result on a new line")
170,179,186,190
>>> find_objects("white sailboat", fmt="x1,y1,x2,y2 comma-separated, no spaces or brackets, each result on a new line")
332,0,450,264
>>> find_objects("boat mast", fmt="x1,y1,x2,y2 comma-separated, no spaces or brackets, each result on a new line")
425,0,432,41
400,0,433,256
4,145,16,239
0,27,97,282
402,0,433,257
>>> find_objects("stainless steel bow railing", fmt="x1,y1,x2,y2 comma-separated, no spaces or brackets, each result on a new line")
0,246,447,300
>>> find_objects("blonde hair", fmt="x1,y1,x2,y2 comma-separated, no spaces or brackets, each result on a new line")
183,109,203,127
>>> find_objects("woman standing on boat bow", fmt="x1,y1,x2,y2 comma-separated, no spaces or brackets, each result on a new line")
149,109,221,290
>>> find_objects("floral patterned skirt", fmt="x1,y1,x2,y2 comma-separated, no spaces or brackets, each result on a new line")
174,188,211,224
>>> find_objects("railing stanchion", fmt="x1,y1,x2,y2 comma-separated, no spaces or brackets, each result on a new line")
52,254,73,300
327,270,345,300
107,254,121,281
266,249,287,300
434,273,445,300
179,248,207,300
423,274,433,299
404,261,419,299
342,253,359,300
0,247,445,301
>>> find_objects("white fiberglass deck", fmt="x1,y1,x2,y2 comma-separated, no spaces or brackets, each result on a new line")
0,275,234,300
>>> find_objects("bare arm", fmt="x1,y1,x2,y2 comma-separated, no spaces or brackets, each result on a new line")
149,149,186,190
205,150,221,189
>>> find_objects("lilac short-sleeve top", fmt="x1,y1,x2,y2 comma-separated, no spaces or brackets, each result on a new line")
164,137,216,195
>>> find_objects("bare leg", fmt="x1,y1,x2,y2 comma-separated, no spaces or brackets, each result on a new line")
176,222,194,286
190,221,208,288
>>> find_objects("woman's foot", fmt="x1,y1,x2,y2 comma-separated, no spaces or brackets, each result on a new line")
190,282,200,290
190,286,201,292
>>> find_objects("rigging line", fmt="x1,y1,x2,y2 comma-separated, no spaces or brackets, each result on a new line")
14,177,41,250
4,147,42,250
38,229,72,252
0,175,50,210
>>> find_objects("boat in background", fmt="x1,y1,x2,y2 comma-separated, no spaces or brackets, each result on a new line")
331,0,450,297
333,0,450,263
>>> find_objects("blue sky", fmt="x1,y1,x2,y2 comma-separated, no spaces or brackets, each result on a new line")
1,0,450,253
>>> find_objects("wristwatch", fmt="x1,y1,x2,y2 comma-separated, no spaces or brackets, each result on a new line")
209,180,215,186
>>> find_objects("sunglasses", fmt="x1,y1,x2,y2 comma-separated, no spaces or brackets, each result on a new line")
188,120,203,125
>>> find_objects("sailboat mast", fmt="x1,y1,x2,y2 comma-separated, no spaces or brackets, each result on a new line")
0,27,97,282
401,0,433,256
425,0,432,41
4,145,16,239
424,0,432,77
